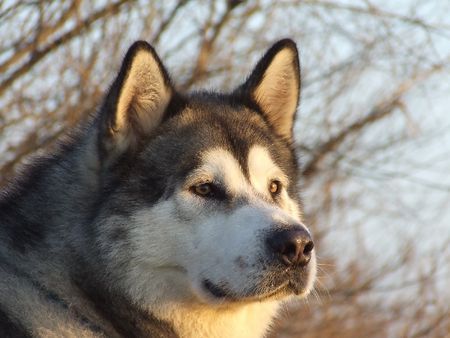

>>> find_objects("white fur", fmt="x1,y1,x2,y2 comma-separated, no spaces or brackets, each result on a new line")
188,149,250,195
247,145,301,218
121,147,315,337
154,301,280,338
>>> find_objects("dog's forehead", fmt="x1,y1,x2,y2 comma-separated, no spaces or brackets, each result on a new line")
139,96,298,186
178,103,278,169
195,145,288,190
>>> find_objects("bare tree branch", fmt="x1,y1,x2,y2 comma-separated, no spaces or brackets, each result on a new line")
302,61,448,177
152,0,189,45
180,0,244,90
0,0,132,97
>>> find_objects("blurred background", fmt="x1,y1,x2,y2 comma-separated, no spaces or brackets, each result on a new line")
1,1,449,337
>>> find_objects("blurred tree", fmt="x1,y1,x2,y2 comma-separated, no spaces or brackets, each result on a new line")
1,1,449,337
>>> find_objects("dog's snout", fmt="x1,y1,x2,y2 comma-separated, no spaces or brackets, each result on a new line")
266,227,314,267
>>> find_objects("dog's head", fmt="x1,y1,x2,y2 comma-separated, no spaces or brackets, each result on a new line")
92,40,316,306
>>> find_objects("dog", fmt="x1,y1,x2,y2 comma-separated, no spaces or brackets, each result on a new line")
0,39,316,337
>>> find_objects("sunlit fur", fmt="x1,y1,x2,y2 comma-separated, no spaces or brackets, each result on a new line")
113,147,316,337
0,39,315,337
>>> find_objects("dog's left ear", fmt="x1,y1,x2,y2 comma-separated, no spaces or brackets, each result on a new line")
237,39,300,141
99,41,173,161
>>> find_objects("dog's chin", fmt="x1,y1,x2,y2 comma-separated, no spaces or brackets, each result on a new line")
199,277,312,305
193,255,317,305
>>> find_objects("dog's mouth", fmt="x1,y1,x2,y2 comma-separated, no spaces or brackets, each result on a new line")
202,279,231,299
202,274,309,302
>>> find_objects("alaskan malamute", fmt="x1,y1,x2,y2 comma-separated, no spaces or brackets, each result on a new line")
0,39,316,338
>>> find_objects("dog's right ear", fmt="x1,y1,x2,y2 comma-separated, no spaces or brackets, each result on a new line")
98,41,173,162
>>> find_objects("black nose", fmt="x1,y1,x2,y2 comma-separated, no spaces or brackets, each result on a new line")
266,227,314,267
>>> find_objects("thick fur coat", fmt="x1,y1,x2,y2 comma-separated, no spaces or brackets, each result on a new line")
0,39,316,338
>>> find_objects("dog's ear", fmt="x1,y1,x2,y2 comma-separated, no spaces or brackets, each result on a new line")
99,41,172,160
237,39,300,141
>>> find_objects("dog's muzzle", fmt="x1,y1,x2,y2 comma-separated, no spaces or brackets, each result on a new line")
201,224,315,301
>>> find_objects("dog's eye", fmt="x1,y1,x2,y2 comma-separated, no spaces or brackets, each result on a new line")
192,183,214,197
191,182,226,200
193,183,212,197
269,180,282,196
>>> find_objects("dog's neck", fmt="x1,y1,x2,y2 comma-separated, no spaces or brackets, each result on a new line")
115,271,282,338
0,127,108,254
153,301,281,338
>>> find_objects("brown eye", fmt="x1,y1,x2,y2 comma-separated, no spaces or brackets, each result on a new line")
269,180,282,195
193,183,213,197
190,182,227,200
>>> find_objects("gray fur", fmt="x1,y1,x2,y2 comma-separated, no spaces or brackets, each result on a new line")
0,39,315,337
